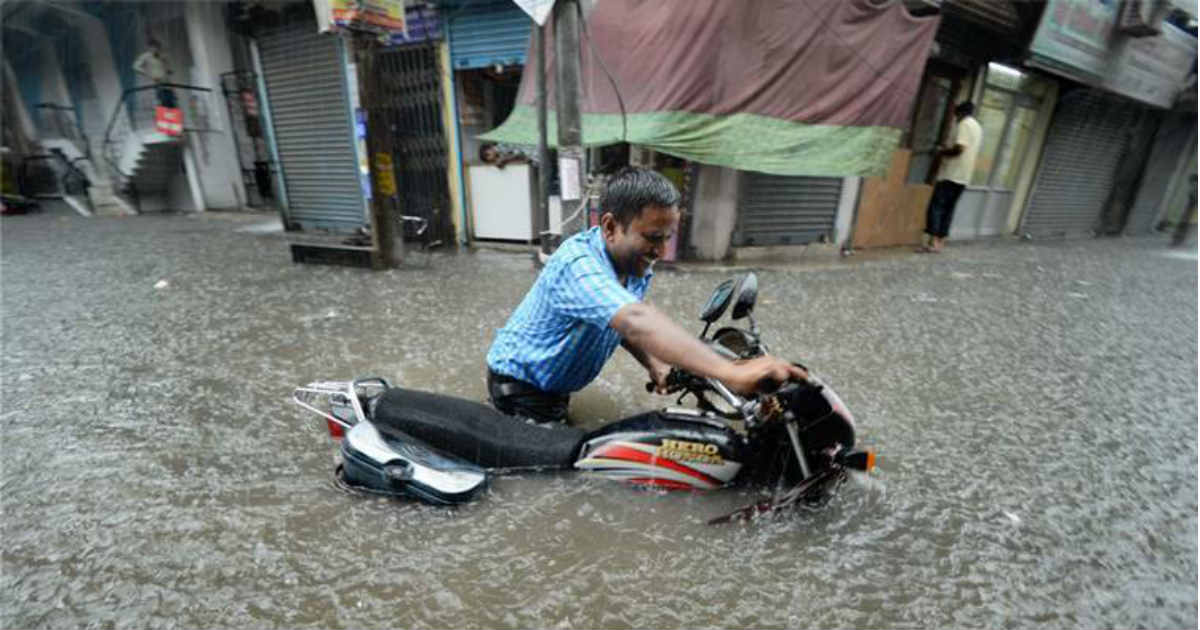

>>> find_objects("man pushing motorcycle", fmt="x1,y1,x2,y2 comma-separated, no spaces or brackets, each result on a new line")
486,166,807,425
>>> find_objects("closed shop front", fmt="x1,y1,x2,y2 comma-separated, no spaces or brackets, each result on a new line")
443,0,534,243
1019,0,1196,239
447,0,531,70
1124,111,1197,235
256,7,365,232
734,173,842,246
1020,89,1142,239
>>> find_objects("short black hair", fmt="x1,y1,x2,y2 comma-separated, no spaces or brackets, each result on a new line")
600,166,680,227
955,101,975,116
478,142,497,163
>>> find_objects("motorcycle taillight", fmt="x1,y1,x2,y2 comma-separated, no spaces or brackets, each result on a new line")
326,418,346,440
842,450,875,472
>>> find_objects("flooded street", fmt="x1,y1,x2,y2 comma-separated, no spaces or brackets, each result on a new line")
2,207,1196,629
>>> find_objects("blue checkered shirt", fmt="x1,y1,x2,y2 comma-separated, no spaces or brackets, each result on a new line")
487,226,653,394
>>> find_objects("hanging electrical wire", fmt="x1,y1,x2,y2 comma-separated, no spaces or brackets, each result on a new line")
574,0,627,144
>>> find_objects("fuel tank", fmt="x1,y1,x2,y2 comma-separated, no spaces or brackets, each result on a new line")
573,408,748,490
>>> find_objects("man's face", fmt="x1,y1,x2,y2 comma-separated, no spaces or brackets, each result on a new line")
602,204,680,278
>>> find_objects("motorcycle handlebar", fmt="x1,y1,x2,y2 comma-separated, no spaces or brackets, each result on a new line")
753,362,811,395
645,368,687,394
756,376,783,394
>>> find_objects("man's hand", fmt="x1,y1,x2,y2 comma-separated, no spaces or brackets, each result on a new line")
939,143,965,158
647,357,673,394
719,355,808,396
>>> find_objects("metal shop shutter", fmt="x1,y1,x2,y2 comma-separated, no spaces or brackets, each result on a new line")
447,0,532,70
1020,90,1139,239
1125,112,1195,235
257,14,364,232
734,174,842,246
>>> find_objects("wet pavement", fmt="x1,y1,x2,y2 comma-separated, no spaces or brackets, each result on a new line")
2,204,1196,629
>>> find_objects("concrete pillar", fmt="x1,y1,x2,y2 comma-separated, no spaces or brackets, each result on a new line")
40,43,72,113
689,165,739,261
833,176,861,249
74,17,121,161
179,141,205,211
183,1,246,210
438,40,467,245
3,61,37,149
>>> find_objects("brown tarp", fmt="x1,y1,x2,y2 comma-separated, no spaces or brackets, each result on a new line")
482,0,941,176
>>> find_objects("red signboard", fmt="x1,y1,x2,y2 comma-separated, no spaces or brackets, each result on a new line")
155,107,183,136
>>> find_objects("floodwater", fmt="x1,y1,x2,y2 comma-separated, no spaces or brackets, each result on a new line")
2,207,1196,628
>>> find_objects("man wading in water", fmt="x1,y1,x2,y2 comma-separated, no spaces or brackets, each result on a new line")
486,166,806,425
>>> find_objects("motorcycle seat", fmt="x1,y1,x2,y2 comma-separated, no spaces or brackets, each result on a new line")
371,387,586,471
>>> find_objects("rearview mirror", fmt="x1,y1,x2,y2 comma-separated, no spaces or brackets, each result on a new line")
731,273,758,320
699,278,739,323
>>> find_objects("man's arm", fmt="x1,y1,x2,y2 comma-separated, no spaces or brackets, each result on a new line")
496,153,523,168
621,338,672,392
620,337,654,369
611,302,805,395
940,121,971,157
939,143,965,157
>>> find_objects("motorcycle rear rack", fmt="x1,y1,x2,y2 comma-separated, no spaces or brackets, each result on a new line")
292,377,391,430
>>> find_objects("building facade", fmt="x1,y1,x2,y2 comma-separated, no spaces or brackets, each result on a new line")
4,1,250,216
850,0,1196,251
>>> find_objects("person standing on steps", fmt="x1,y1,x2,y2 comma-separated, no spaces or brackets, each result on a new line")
133,38,176,109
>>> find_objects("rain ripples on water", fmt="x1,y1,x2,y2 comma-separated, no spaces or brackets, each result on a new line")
1,209,1195,628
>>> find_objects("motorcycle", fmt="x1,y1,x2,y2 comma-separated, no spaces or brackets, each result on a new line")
292,273,876,523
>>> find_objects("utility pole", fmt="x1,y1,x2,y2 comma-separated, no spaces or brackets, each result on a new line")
550,0,583,256
534,21,550,249
352,33,398,269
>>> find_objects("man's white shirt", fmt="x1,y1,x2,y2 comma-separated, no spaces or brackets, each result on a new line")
938,115,983,185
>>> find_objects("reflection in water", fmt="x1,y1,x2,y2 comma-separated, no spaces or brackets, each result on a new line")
1,212,1195,628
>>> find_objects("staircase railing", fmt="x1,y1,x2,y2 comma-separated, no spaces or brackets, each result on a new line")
19,152,94,213
34,103,89,159
101,83,215,209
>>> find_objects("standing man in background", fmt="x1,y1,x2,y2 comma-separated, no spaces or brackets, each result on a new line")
920,101,982,253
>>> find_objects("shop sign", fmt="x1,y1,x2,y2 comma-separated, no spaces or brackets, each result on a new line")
356,109,372,202
373,152,397,197
385,4,442,45
315,0,407,36
1105,24,1197,107
1028,0,1196,108
155,107,183,136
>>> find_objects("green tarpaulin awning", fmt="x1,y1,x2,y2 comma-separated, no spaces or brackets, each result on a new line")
481,0,940,177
